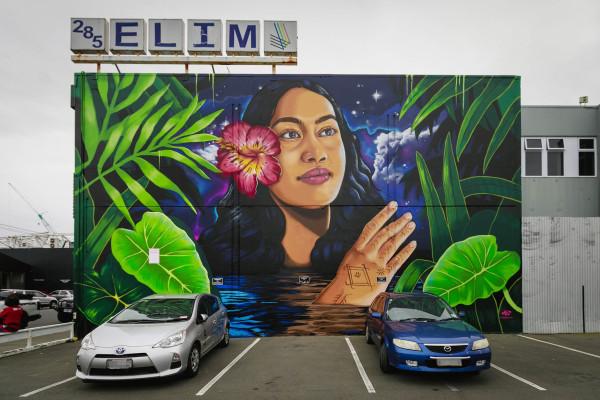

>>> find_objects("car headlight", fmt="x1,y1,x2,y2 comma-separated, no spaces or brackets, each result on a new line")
81,334,95,350
472,338,489,350
153,330,186,348
392,338,421,351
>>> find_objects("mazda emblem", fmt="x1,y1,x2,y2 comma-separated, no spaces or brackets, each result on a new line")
115,347,126,355
443,346,452,353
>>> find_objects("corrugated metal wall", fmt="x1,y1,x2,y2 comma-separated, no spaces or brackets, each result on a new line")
523,217,600,333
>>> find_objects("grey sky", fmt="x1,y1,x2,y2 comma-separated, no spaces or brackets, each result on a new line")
1,0,599,237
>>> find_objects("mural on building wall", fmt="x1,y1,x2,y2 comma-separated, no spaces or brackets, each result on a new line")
73,73,522,336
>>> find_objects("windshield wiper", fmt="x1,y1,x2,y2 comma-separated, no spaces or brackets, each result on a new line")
438,317,461,321
394,318,436,322
112,319,165,324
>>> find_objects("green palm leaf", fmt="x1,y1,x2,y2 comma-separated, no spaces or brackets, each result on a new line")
100,177,134,226
460,177,521,202
412,77,484,133
416,151,452,261
133,158,196,212
483,96,521,172
115,168,162,212
134,101,174,154
456,77,516,159
394,259,435,292
442,134,470,241
398,76,442,122
114,75,156,112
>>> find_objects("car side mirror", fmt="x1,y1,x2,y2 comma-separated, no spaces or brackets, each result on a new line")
197,313,208,324
371,312,382,319
458,311,466,318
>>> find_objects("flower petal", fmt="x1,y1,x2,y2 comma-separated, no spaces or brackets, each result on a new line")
221,121,251,148
234,168,258,198
217,151,245,175
256,155,282,186
245,126,281,156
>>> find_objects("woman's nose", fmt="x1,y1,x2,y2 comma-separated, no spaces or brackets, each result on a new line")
301,144,327,163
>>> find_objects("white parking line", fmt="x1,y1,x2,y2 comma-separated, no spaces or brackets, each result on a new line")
20,376,77,397
443,382,459,391
345,337,376,394
517,334,600,359
197,338,261,396
491,364,546,391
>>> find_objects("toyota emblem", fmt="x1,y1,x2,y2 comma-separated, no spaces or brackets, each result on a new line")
443,346,452,353
115,347,126,355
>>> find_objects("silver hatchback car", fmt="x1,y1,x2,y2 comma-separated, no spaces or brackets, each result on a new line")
76,293,229,381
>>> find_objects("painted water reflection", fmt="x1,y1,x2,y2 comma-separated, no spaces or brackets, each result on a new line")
218,270,368,337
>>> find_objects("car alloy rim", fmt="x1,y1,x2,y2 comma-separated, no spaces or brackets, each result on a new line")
224,328,229,343
191,347,200,371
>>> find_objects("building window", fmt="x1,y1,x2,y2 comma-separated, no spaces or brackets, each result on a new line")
547,138,564,176
579,138,596,176
524,139,543,176
522,137,596,177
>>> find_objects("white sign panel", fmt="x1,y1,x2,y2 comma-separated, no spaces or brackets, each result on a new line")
264,21,297,56
110,19,146,55
71,18,108,54
226,20,260,55
188,19,222,55
149,248,160,264
149,19,184,55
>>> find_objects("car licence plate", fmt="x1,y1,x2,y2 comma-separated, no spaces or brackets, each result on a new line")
436,358,463,367
63,309,72,313
107,359,133,369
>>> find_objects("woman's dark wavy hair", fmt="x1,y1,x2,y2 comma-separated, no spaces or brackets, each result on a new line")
199,79,385,274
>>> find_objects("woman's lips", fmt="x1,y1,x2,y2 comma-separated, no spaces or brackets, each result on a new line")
297,168,331,185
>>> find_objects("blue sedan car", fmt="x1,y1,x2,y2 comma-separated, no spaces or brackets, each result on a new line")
365,292,491,373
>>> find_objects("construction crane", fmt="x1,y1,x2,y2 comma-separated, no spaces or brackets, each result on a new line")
2,183,72,249
8,182,56,234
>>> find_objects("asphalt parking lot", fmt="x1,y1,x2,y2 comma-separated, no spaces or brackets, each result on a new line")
1,333,599,399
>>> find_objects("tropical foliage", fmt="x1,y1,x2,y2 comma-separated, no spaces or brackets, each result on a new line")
74,73,221,326
392,75,522,332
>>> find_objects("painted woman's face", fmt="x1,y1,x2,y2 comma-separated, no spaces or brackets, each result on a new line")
268,88,346,208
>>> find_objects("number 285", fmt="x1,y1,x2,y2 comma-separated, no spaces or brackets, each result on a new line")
73,20,103,48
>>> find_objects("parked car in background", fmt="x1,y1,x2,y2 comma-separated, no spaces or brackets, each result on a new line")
366,292,491,374
5,290,58,308
76,293,229,381
0,290,42,323
50,290,73,300
56,296,74,323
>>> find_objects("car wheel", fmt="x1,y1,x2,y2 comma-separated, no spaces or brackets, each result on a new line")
184,343,201,378
218,324,230,348
57,312,73,323
379,343,392,373
50,301,57,309
365,324,373,344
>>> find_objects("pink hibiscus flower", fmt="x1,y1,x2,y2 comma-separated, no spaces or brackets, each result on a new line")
216,121,282,198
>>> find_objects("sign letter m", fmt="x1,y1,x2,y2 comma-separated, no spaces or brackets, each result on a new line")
229,24,256,48
226,21,260,55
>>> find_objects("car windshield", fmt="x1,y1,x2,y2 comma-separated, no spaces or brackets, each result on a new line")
110,298,195,324
385,297,459,322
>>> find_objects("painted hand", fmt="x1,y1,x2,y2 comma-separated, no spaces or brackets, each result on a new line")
314,201,416,306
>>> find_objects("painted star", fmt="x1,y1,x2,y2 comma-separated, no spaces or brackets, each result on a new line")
372,90,382,102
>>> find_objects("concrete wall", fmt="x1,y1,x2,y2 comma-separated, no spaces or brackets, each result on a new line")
522,106,600,217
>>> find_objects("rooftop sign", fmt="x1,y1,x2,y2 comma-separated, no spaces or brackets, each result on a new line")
70,18,297,57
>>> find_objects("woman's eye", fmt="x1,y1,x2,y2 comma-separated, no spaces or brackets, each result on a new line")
279,131,301,139
318,128,337,137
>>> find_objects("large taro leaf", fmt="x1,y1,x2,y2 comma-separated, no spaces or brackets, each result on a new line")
423,235,520,307
80,262,153,325
111,212,210,294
